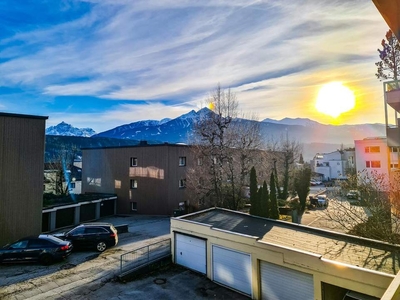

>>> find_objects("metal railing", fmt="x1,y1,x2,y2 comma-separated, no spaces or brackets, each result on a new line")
120,239,171,275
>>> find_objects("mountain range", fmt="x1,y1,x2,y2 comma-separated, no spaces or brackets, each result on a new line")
45,108,386,161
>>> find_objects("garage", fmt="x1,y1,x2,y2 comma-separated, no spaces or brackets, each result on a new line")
260,261,314,300
212,245,252,296
175,233,206,274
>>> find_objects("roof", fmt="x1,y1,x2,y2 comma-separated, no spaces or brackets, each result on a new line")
81,142,191,150
181,208,400,275
0,112,48,120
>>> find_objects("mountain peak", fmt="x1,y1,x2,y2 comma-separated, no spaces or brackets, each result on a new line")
46,122,96,137
262,117,320,127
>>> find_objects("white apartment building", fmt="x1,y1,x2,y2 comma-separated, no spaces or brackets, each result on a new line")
311,149,355,181
354,137,400,181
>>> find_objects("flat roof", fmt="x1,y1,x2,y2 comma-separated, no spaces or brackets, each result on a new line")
181,208,400,275
81,142,191,150
0,112,48,120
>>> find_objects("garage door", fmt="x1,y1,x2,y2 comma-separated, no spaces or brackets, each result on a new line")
175,233,206,274
212,245,252,296
260,261,314,300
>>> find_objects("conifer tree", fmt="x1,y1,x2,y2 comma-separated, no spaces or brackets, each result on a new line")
249,167,258,216
269,172,280,219
260,180,270,218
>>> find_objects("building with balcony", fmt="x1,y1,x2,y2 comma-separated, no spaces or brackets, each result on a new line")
311,149,355,181
354,137,399,185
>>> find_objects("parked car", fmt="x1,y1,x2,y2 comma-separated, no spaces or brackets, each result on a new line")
346,190,360,200
55,223,118,252
310,180,322,186
0,235,72,265
317,194,328,207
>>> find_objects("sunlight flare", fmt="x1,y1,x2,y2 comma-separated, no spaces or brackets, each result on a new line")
315,82,355,118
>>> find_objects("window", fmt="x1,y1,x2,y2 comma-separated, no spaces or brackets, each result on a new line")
365,146,380,153
197,157,203,166
70,182,76,189
391,163,399,168
371,161,381,168
391,147,399,153
198,177,204,186
179,156,186,166
337,162,340,165
131,202,137,211
179,179,186,188
130,179,138,189
130,157,138,167
366,161,381,168
370,146,380,153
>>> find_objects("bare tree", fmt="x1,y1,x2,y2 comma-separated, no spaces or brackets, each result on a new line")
324,170,400,244
266,135,303,200
45,145,79,196
187,85,261,210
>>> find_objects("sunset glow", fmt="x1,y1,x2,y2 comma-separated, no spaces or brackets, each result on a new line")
315,82,355,118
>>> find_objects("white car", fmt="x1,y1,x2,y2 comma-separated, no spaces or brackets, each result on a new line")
317,194,328,207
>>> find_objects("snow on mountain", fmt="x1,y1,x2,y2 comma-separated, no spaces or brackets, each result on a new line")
262,117,321,127
46,122,96,137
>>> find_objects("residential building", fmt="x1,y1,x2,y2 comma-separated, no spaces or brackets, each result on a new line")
82,142,195,215
81,142,277,215
171,207,399,299
311,148,355,181
44,164,82,195
354,137,393,182
0,112,48,247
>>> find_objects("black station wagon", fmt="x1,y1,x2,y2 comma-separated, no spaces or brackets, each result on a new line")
55,223,118,252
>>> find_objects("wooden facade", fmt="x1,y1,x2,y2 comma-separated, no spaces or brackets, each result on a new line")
82,143,194,215
0,112,48,247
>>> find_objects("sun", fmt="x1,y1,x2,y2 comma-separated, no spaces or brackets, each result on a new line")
315,82,355,118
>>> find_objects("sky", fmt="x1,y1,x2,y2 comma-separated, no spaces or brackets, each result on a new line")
0,0,390,132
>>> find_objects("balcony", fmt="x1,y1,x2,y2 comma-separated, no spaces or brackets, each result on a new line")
386,87,400,113
387,126,400,147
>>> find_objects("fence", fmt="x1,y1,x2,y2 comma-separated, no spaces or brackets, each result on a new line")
120,239,171,275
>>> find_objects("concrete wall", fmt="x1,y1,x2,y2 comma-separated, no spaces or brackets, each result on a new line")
170,217,394,300
0,113,47,247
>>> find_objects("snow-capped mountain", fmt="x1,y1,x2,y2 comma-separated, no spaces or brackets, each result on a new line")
93,107,213,142
262,117,321,127
46,122,96,137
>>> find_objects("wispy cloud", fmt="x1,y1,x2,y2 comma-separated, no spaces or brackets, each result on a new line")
0,0,389,131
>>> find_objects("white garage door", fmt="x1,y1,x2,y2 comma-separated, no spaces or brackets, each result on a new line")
212,245,252,296
175,233,206,274
260,261,314,300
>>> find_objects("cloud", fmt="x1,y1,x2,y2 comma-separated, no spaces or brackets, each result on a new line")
0,0,390,128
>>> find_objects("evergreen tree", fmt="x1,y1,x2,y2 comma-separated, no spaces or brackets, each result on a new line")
294,166,312,223
299,153,304,164
260,180,270,218
269,172,280,219
249,167,258,216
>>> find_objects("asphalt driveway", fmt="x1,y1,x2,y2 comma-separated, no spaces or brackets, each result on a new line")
0,215,248,300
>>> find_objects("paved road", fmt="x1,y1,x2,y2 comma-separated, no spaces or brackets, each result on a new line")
0,216,247,300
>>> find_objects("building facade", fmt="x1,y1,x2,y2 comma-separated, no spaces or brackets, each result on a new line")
0,112,48,247
82,143,195,215
311,149,355,181
354,137,393,182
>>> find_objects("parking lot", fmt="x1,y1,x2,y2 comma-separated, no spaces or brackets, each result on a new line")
0,215,248,300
